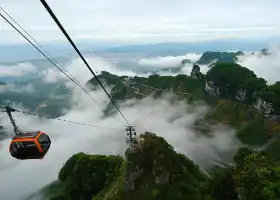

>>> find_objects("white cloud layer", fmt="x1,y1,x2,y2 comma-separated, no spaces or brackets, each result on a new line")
0,63,37,77
1,0,280,44
237,46,280,84
140,45,280,83
138,55,187,68
0,83,35,93
137,53,202,69
0,55,241,200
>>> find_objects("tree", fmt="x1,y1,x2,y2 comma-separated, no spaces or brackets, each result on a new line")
210,169,238,200
233,152,280,200
58,153,123,200
259,82,280,114
233,147,254,166
206,63,256,98
239,77,267,104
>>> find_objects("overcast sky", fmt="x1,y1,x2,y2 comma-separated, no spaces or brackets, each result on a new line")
0,0,280,45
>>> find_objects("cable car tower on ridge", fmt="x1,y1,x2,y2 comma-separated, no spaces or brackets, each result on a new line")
126,125,137,149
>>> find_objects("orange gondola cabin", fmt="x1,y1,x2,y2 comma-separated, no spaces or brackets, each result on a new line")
9,131,51,160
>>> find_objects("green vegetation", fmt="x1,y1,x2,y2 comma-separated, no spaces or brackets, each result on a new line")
35,134,280,200
87,63,280,149
123,133,210,200
208,147,280,200
206,63,256,98
205,62,280,113
207,99,280,146
239,77,267,104
55,153,124,200
88,71,206,103
233,151,280,200
196,51,244,65
34,57,280,200
38,133,211,200
259,82,280,114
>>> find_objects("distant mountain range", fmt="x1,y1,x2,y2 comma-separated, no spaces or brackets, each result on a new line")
0,40,117,63
97,38,280,56
1,37,280,62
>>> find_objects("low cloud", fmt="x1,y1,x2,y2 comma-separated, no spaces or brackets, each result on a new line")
138,53,202,69
184,53,202,62
0,55,241,200
40,56,146,85
0,63,37,77
180,62,209,75
40,68,66,83
0,83,35,93
237,45,280,84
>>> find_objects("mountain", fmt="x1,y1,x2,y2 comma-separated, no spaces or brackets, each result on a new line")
88,62,280,148
0,40,115,63
18,46,280,199
26,59,280,199
27,132,210,200
29,133,280,200
99,38,269,56
195,51,244,66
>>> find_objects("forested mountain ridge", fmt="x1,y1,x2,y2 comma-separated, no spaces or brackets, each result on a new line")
29,133,280,200
27,54,280,200
88,61,280,149
180,51,244,68
195,51,244,65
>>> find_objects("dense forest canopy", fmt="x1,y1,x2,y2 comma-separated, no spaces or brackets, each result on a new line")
28,49,280,200
38,134,280,200
196,51,244,65
206,63,256,98
206,62,280,111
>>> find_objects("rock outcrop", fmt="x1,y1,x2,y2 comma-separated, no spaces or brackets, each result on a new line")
205,80,220,96
236,89,248,101
191,64,203,79
253,98,274,115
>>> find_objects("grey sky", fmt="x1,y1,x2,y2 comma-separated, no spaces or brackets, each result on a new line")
0,0,280,44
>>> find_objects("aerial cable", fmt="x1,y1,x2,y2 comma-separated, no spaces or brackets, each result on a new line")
0,11,99,105
0,106,119,131
0,8,125,125
40,0,131,126
18,110,119,131
0,6,88,94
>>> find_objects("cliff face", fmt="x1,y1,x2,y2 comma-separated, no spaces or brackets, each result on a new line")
203,62,278,117
110,132,210,200
253,98,274,115
205,80,220,97
191,64,204,79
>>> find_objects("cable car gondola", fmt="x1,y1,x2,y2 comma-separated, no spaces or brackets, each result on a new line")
3,106,51,160
9,131,51,160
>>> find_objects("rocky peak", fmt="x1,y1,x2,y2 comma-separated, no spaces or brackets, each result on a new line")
191,64,202,79
205,80,220,96
236,89,248,101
